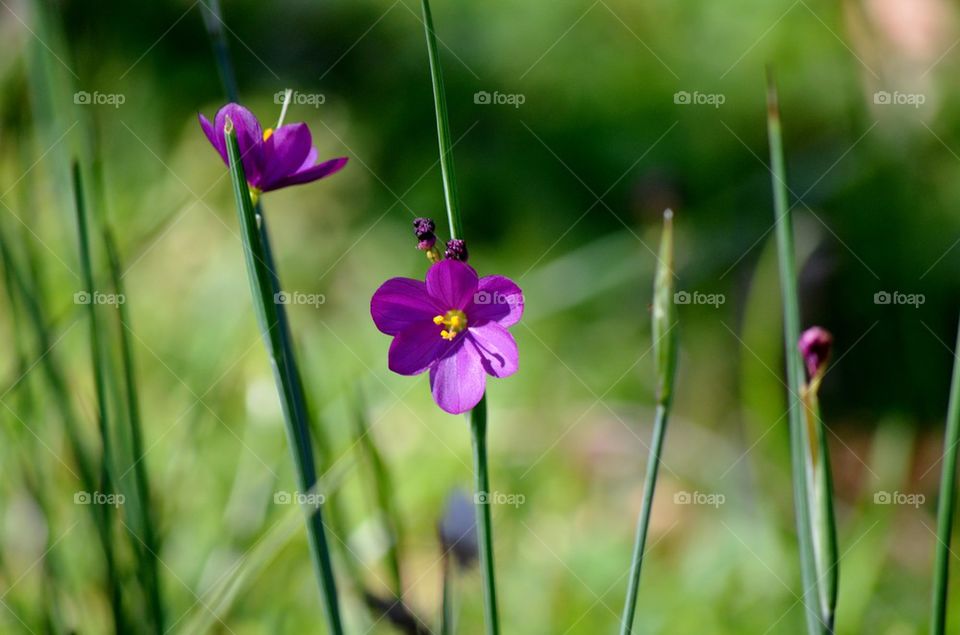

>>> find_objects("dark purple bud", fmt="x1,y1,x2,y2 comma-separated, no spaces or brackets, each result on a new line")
417,235,437,251
799,326,832,380
413,217,436,239
438,490,477,568
445,239,468,262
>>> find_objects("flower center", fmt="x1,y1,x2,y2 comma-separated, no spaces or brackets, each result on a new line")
433,310,467,341
262,127,274,141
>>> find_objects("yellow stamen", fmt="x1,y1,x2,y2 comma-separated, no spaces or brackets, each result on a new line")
433,310,467,340
263,128,274,141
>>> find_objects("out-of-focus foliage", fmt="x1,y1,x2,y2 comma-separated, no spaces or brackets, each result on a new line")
1,0,958,632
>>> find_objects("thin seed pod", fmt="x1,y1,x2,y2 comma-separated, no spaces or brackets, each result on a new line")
619,210,678,635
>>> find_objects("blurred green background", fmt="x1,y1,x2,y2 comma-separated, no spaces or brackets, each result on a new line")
2,0,959,632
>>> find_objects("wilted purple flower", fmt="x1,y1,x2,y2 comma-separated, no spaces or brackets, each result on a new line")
413,217,437,251
199,103,347,195
799,326,833,380
370,259,522,414
445,239,468,262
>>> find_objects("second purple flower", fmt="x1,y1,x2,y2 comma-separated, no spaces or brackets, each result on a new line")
199,103,348,196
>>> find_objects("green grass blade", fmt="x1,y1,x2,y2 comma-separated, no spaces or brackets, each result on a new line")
931,320,960,633
72,161,126,634
619,210,677,635
223,123,343,634
103,226,165,634
766,72,823,635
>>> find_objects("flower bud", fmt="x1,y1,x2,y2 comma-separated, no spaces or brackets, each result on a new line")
799,326,832,381
444,239,468,262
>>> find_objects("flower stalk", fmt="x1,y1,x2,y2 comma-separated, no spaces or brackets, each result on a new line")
619,209,678,635
421,1,497,631
223,121,343,634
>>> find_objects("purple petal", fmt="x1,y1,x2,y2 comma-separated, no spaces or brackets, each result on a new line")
426,260,479,310
199,113,227,164
298,147,319,171
429,343,486,414
468,323,519,378
371,278,442,335
267,156,348,191
468,275,524,327
259,123,313,191
388,321,454,376
214,103,263,187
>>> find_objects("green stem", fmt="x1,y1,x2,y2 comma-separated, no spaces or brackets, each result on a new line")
767,72,823,635
421,0,462,239
200,0,239,103
470,396,499,635
619,404,669,635
224,127,343,634
931,320,960,634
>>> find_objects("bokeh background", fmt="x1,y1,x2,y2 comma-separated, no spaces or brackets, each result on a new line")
1,0,959,632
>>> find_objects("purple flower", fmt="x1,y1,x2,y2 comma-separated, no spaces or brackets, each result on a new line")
199,103,347,195
371,259,523,414
799,326,833,380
